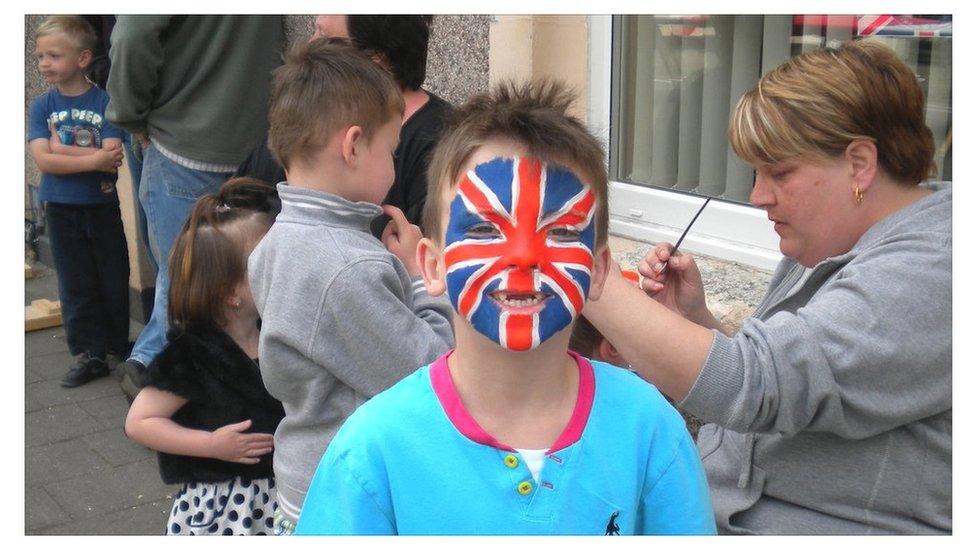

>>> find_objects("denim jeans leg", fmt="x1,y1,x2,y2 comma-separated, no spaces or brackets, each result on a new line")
123,132,155,272
45,203,107,359
127,145,233,367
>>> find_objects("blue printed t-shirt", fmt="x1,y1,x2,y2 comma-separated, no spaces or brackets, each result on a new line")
27,86,123,205
296,351,716,535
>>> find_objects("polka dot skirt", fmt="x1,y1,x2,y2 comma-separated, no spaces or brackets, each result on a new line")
167,477,277,535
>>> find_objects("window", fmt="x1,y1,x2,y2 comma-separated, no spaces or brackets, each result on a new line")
593,15,952,269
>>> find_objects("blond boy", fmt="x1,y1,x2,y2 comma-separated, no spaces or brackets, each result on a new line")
295,81,715,535
27,16,129,388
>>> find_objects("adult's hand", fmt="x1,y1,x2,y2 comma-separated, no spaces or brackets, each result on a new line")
638,243,724,332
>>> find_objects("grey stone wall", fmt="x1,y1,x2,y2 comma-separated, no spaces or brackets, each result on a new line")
25,15,46,215
283,15,490,106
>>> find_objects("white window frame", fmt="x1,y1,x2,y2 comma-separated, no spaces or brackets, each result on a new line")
587,15,782,272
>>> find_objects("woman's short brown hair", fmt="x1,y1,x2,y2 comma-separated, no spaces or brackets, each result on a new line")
423,80,609,247
168,178,278,330
267,38,404,171
729,39,936,184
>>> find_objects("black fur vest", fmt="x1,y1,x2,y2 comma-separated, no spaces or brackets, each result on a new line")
141,326,285,485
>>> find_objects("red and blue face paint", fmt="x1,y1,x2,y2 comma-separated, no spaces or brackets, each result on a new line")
444,156,596,351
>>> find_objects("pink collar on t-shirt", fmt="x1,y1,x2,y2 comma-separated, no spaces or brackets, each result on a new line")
429,349,595,454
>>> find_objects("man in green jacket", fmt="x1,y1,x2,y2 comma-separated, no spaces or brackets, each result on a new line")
106,15,284,398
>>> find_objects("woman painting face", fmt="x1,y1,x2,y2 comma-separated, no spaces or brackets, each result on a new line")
750,155,864,268
443,156,596,351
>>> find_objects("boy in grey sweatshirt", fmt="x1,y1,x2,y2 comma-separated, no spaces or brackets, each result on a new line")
246,40,453,533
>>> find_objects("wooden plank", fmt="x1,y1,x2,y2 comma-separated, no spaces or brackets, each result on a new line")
36,299,61,315
25,299,63,332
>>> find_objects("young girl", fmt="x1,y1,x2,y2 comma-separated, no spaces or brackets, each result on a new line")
125,177,284,535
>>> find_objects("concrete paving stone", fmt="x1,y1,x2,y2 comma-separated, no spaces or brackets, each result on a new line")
25,486,72,532
26,376,121,413
25,328,69,359
78,394,130,430
25,350,75,383
25,438,110,486
45,457,175,521
36,498,171,535
84,425,155,467
24,268,58,303
25,403,105,447
25,368,44,384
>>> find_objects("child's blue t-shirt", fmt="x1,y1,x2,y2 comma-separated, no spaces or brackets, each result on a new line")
27,86,124,205
296,351,716,535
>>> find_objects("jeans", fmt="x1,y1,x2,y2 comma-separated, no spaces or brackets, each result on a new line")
45,202,130,359
128,145,233,367
123,132,154,272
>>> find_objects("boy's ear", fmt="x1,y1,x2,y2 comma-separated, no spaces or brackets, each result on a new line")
596,338,626,368
586,246,612,301
340,125,364,167
417,237,447,297
77,49,93,70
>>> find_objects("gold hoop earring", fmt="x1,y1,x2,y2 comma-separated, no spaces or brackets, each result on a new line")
853,187,864,205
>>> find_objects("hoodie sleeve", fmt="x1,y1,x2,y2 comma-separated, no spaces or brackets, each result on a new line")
308,257,454,397
105,16,174,133
680,231,952,439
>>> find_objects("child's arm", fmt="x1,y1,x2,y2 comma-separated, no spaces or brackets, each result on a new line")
28,138,123,175
310,259,454,397
48,125,123,158
124,386,274,464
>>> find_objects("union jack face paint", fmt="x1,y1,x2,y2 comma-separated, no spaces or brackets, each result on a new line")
444,156,596,351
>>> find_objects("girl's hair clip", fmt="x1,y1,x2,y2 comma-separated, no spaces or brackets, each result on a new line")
215,202,232,213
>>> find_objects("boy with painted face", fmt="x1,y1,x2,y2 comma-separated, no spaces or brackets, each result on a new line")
295,82,715,535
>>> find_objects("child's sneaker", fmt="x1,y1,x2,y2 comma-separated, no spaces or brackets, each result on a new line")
61,355,109,388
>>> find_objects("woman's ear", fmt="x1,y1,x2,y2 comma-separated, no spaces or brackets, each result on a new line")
845,139,878,192
586,246,612,301
341,125,364,167
417,237,447,297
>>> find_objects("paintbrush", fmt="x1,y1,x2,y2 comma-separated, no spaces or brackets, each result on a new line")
660,197,711,273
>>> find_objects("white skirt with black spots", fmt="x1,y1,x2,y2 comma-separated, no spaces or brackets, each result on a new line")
167,476,277,535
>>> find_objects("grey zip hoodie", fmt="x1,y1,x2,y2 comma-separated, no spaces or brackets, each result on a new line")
248,184,454,523
681,182,951,533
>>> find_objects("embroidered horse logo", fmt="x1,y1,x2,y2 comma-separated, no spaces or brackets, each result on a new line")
605,511,620,535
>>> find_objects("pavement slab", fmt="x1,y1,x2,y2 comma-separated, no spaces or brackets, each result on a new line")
84,424,155,467
38,498,172,535
78,394,131,431
44,457,174,522
25,487,72,532
25,438,111,487
25,403,109,447
26,376,123,413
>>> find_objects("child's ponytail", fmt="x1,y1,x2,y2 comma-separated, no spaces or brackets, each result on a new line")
168,178,278,330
